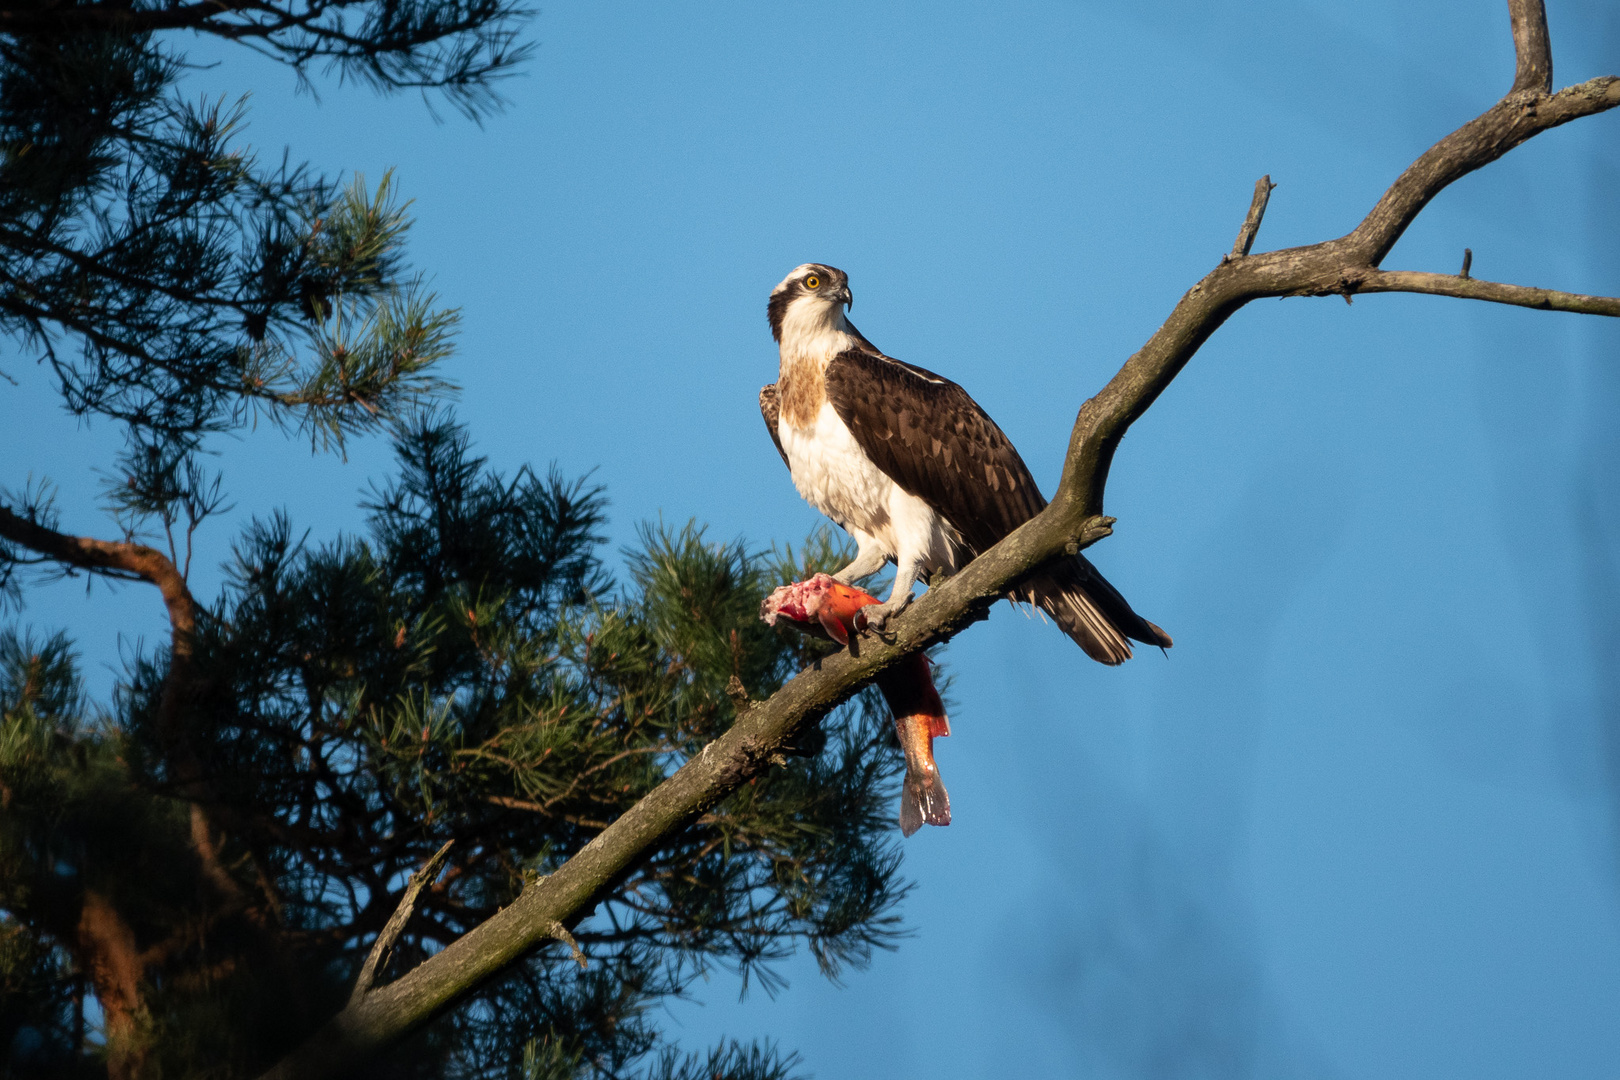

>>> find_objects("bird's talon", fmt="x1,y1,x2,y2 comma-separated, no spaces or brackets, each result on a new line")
858,595,911,635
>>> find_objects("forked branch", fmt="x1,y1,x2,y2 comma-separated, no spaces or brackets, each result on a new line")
348,842,455,1007
255,2,1619,1074
0,506,204,791
1054,19,1619,522
1230,175,1277,258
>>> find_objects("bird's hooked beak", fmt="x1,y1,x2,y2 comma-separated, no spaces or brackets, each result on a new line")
834,283,853,309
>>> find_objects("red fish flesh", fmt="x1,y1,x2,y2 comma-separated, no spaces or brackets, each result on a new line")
761,573,951,836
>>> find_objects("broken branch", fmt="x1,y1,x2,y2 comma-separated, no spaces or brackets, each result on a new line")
1231,175,1277,257
348,841,454,1007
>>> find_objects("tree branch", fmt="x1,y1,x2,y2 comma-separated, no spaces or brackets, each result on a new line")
0,0,534,108
1345,74,1617,268
257,3,1620,1075
0,0,256,35
348,841,454,1007
1350,269,1620,317
1055,67,1620,521
1510,0,1553,94
1230,175,1277,258
0,505,238,882
75,891,151,1080
0,508,198,763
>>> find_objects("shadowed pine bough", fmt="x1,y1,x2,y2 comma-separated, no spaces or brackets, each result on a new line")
2,414,908,1079
249,2,1620,1075
0,0,532,116
0,7,518,1066
0,0,536,455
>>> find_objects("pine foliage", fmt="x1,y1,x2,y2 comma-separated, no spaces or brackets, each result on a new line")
0,22,463,456
1,415,909,1078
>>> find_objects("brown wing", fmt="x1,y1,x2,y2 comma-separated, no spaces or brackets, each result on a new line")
822,350,1045,555
758,384,789,470
823,349,1172,660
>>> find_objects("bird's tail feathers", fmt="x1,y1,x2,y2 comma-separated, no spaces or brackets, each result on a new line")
1020,556,1172,665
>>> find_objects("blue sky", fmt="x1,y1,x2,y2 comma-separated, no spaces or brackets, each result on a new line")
5,1,1620,1077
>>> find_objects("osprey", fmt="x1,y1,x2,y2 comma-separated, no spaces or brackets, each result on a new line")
758,263,1171,664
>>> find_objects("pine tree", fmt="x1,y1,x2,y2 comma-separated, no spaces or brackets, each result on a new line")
2,413,907,1077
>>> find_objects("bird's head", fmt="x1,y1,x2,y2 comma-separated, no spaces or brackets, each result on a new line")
768,263,853,344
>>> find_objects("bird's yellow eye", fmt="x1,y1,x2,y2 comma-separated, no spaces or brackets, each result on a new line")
804,275,820,289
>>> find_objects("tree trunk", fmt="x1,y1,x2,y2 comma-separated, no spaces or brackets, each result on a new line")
76,892,151,1080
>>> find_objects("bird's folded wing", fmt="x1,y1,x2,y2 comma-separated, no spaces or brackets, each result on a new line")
822,349,1046,554
758,384,789,470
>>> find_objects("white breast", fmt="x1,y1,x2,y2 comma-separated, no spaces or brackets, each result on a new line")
778,403,956,571
779,403,894,536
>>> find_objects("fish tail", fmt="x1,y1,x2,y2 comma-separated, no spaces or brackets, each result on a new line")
897,716,952,837
878,654,952,837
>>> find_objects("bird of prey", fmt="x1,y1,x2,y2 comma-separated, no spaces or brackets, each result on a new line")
758,263,1171,664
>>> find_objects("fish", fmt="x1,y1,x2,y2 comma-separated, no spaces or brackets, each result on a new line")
760,573,952,836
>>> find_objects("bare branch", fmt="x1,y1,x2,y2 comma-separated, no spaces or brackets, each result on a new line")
348,841,454,1007
545,922,588,970
1461,249,1474,279
1231,175,1277,257
1510,0,1553,94
1347,75,1618,267
1055,73,1620,523
1351,269,1620,317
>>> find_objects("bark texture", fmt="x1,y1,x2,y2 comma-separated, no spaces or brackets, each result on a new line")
76,892,151,1080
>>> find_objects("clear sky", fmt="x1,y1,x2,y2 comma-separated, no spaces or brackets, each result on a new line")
5,1,1619,1077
